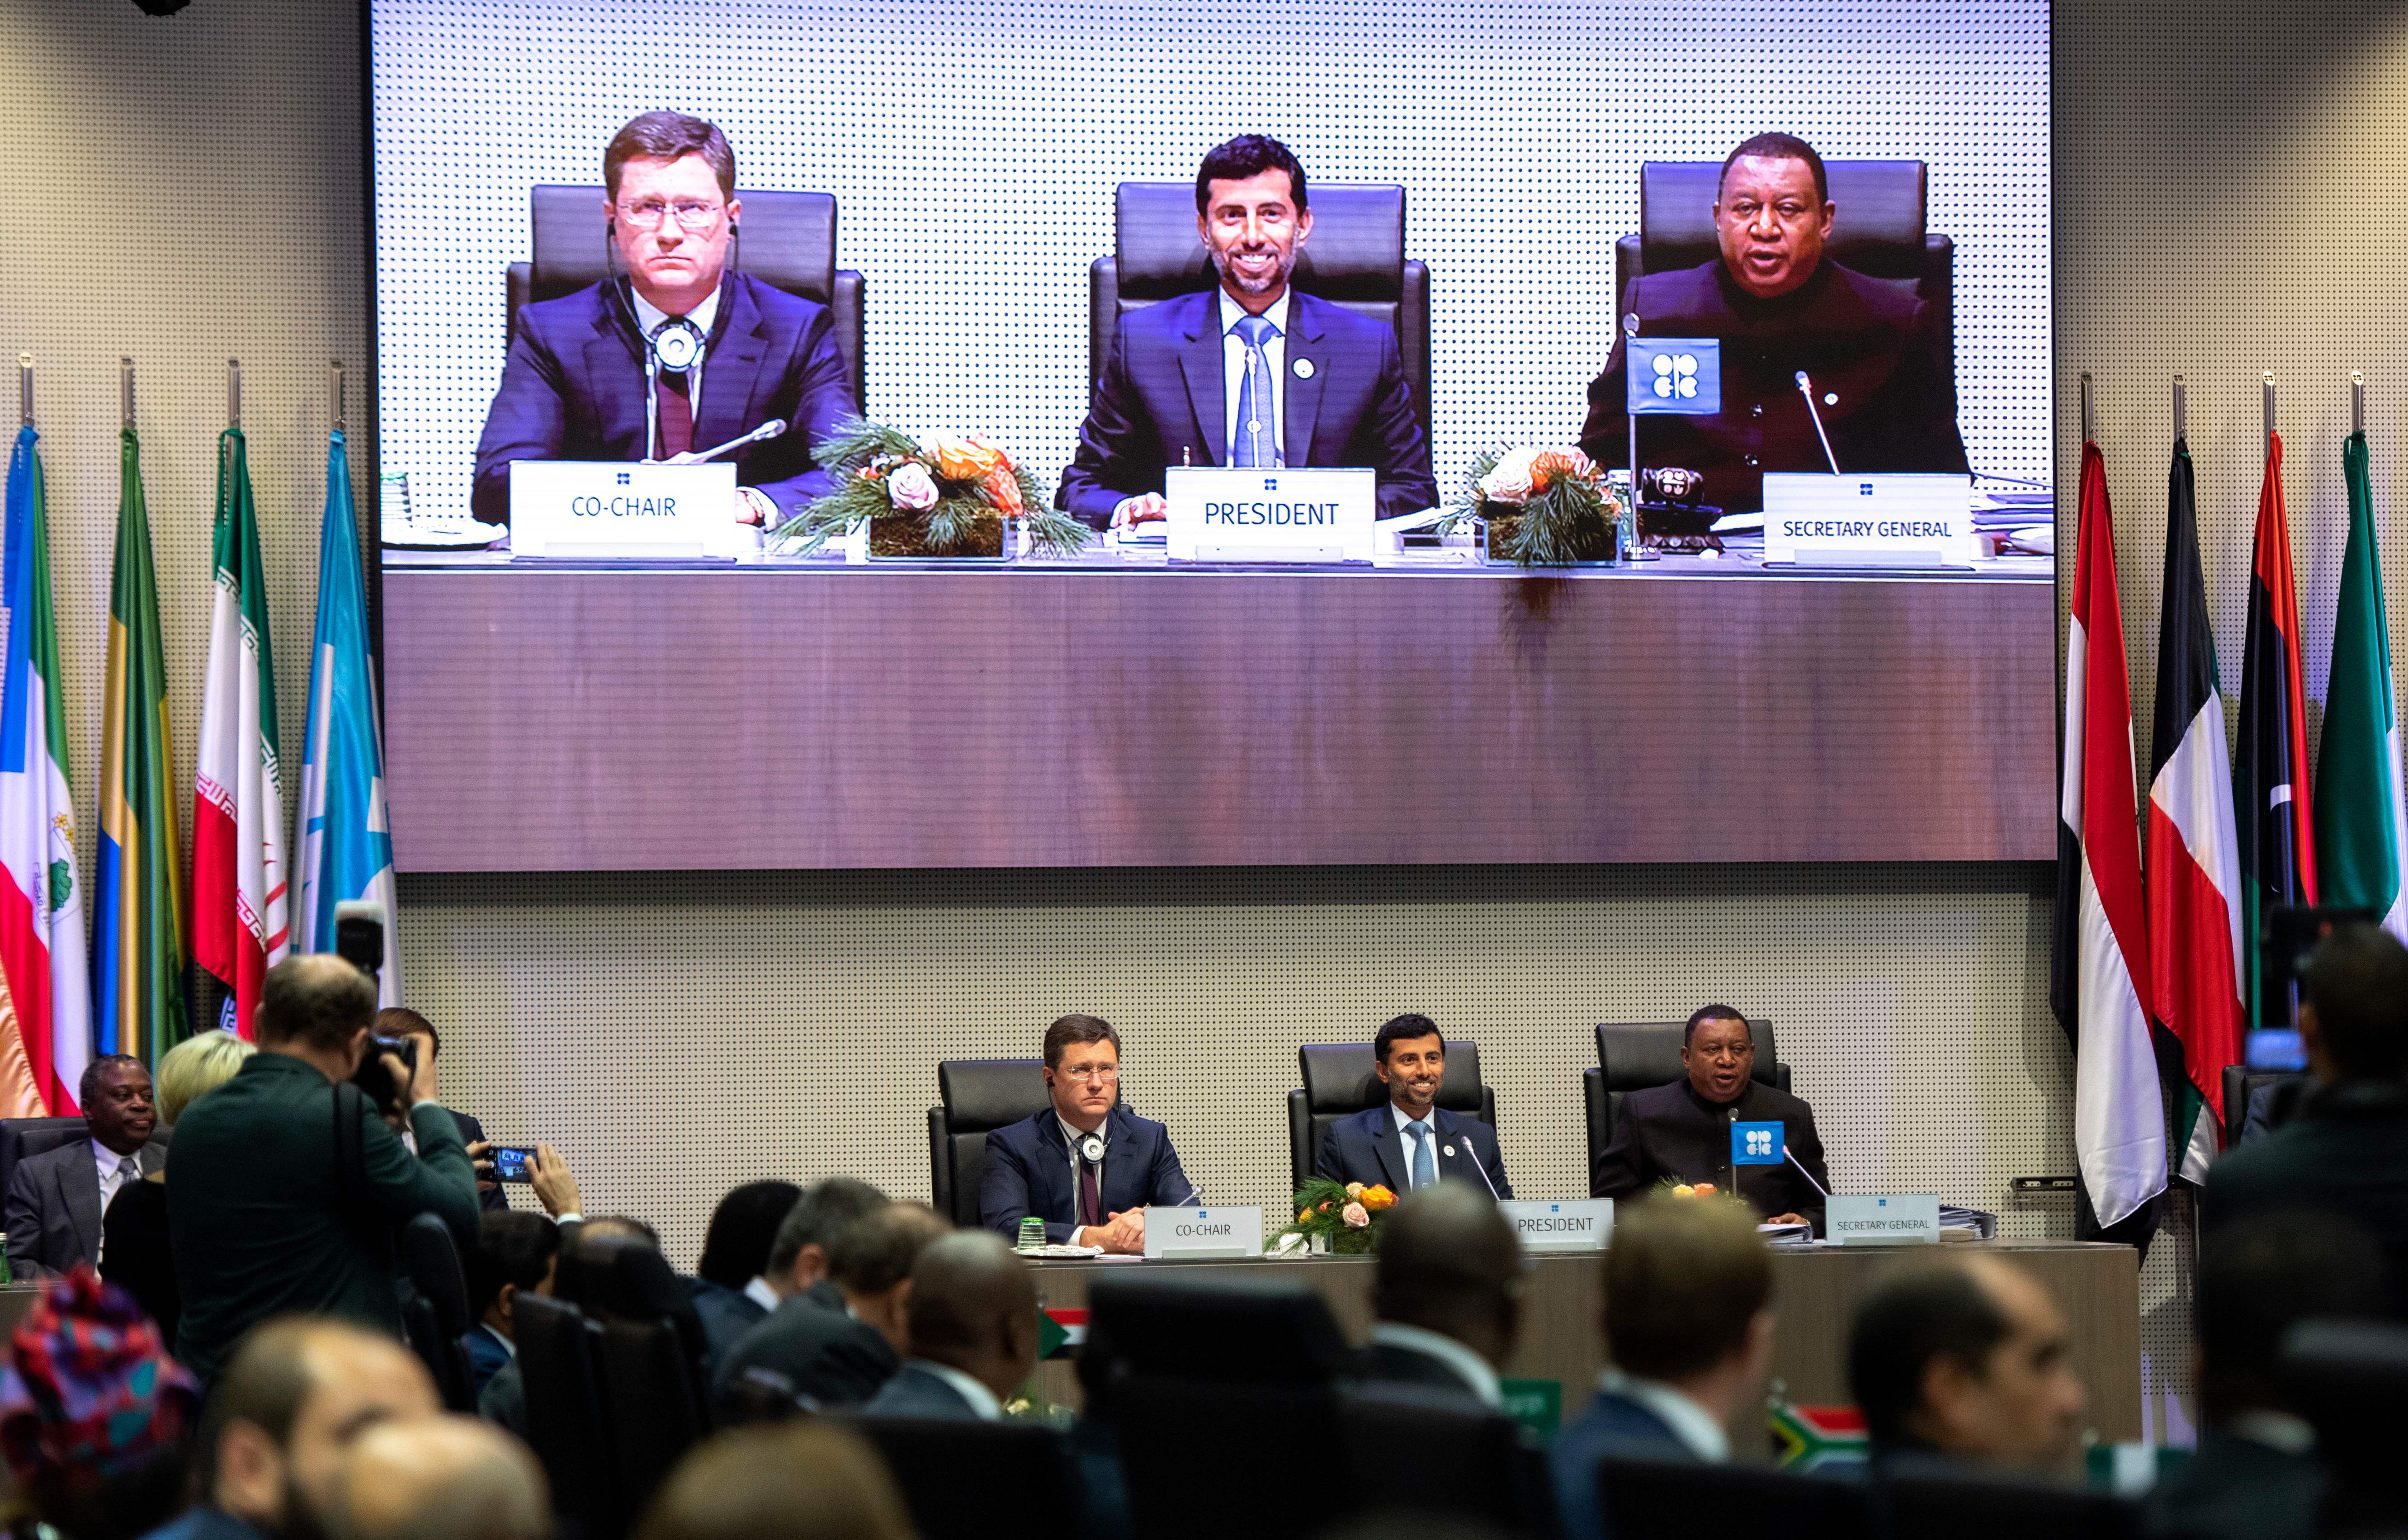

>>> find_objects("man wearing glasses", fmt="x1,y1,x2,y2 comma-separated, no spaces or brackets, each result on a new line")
980,1015,1195,1255
470,111,857,528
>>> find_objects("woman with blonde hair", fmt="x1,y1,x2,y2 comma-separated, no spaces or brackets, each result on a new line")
101,1029,257,1338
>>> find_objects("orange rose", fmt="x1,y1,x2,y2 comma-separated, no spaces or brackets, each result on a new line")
1694,1183,1716,1196
1360,1185,1397,1211
928,434,1006,482
1530,448,1596,492
1318,1200,1333,1213
981,464,1025,515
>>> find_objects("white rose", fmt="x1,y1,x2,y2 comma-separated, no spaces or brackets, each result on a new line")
1479,449,1539,506
887,462,940,512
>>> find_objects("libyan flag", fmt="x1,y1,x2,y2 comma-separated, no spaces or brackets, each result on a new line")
2313,428,2408,944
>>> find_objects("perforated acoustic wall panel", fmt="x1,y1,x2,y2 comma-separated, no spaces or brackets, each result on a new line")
369,0,2051,519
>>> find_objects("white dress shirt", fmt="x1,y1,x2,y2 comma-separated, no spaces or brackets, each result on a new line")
1369,1321,1503,1409
1219,289,1293,466
1596,1366,1730,1461
742,1275,781,1315
910,1358,1005,1421
92,1141,141,1264
1390,1101,1441,1187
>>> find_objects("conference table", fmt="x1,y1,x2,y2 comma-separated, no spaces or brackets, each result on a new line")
1026,1238,2141,1446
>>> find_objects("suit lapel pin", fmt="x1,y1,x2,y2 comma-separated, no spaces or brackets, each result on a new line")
1443,1145,1456,1157
1292,357,1315,379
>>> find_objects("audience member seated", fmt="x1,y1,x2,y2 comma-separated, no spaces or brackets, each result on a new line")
1550,1195,1772,1540
6,1054,165,1279
2204,923,2408,1302
461,1213,562,1399
102,1030,256,1346
1359,1182,1521,1412
2143,1211,2392,1540
981,1015,1195,1254
1847,1254,2085,1474
688,1180,804,1368
138,1317,440,1540
479,1213,637,1437
1592,1006,1828,1231
1318,1016,1513,1199
635,1422,912,1540
335,1415,549,1540
858,1231,1038,1420
168,956,480,1386
713,1204,949,1410
704,1178,887,1377
0,1271,198,1540
375,1009,506,1213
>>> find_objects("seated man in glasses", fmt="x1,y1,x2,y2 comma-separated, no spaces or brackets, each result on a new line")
980,1016,1195,1256
470,111,857,529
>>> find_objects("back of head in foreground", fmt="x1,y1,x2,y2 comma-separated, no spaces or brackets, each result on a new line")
902,1231,1039,1400
254,955,382,1058
695,1180,803,1293
204,1317,441,1539
1602,1195,1774,1396
2299,922,2408,1082
1374,1181,1524,1366
335,1415,549,1540
1847,1253,2086,1473
155,1030,259,1126
2195,1208,2391,1425
636,1421,912,1540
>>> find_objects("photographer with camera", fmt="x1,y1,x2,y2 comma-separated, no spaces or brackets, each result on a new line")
166,954,481,1387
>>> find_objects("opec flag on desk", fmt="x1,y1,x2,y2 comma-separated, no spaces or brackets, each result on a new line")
293,429,400,1003
1733,1121,1784,1165
1626,339,1722,415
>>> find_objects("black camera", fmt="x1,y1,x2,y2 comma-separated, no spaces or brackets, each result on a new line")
351,1032,417,1114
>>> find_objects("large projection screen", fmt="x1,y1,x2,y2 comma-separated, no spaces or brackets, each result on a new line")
370,0,2055,872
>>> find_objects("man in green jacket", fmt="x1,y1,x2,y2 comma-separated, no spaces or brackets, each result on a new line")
167,954,481,1385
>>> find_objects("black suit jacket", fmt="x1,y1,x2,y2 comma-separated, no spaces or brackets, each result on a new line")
1592,1079,1829,1230
1578,257,1967,513
2201,1079,2408,1311
859,1360,983,1420
2141,1429,2320,1540
1357,1338,1492,1413
712,1294,898,1409
979,1104,1193,1245
447,1111,508,1213
1056,288,1438,526
1316,1104,1512,1199
5,1135,167,1276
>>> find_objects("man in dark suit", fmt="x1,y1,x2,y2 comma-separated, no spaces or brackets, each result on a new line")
1848,1254,2085,1474
470,111,856,529
981,1015,1195,1254
698,1176,883,1375
458,1210,559,1400
713,1203,948,1411
167,955,481,1386
1360,1181,1521,1411
5,1054,165,1276
1552,1196,1772,1540
859,1232,1038,1421
1577,132,1967,514
1317,1015,1512,1200
1592,1005,1827,1231
2204,923,2408,1306
374,1009,504,1214
1055,134,1437,529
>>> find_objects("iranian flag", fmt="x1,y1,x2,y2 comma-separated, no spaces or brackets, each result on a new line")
2233,430,2318,1031
2050,440,2164,1233
193,425,288,1039
2312,428,2407,944
2147,436,2246,1182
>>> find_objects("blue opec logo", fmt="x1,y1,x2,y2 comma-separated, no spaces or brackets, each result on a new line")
1733,1121,1785,1165
1625,338,1723,416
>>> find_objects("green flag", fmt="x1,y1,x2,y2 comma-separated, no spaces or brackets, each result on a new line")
2313,430,2407,940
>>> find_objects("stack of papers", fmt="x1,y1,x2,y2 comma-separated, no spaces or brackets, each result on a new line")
1757,1221,1814,1245
1938,1205,1998,1241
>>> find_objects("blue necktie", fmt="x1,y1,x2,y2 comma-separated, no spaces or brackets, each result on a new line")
1407,1121,1436,1190
1230,313,1280,468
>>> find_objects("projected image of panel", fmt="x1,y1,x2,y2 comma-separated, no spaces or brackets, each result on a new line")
369,0,2055,872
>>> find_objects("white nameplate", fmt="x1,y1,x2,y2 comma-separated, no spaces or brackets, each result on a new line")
1827,1193,1942,1245
1499,1199,1614,1252
1164,467,1376,563
1143,1205,1264,1259
510,461,746,558
1761,473,1976,568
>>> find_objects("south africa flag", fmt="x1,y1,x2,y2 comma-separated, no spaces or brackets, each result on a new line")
1769,1400,1868,1473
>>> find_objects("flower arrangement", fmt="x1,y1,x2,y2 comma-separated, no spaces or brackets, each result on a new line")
1654,1179,1721,1200
770,417,1094,559
1266,1178,1400,1257
1439,444,1626,566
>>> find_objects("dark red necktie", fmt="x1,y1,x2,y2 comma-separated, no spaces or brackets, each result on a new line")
1079,1155,1103,1228
656,371,693,459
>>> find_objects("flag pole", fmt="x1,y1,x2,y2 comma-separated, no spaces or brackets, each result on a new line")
2173,376,2186,441
2352,372,2365,435
120,358,134,430
227,359,241,431
17,354,29,429
2080,372,2093,443
2263,372,2276,452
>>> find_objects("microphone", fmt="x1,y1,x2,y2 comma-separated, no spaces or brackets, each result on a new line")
1443,1124,1505,1203
666,418,788,466
1783,1144,1832,1201
1794,371,1841,473
1169,1175,1203,1208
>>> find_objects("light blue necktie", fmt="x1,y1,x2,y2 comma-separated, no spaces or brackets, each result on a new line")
1406,1120,1436,1190
1230,313,1281,468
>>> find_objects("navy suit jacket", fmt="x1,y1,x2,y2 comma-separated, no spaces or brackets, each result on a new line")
859,1360,983,1420
1549,1389,1692,1540
448,1110,507,1214
461,1323,512,1398
1316,1104,1511,1200
471,271,856,526
1056,288,1437,528
980,1104,1192,1245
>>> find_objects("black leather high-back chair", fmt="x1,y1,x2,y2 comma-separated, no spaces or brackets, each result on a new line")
1090,183,1431,442
928,1059,1054,1228
1614,161,1954,382
398,1214,478,1412
506,186,867,411
514,1292,619,1540
1289,1042,1495,1193
849,1417,1082,1540
2222,1065,2313,1147
577,1235,713,1517
1337,1392,1554,1534
1584,1020,1787,1196
1601,1455,1869,1540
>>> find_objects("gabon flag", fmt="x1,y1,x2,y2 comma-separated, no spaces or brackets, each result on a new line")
2233,430,2318,1032
2050,440,2166,1233
2312,428,2407,945
2146,436,2246,1182
194,424,288,1038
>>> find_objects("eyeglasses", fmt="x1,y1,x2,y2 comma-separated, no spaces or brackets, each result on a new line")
1060,1065,1119,1083
615,198,726,231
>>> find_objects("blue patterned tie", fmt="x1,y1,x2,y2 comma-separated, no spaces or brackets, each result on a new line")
1407,1121,1437,1190
1230,313,1281,467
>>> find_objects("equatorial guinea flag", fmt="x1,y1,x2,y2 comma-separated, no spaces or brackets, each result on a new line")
2233,430,2318,1031
2050,440,2164,1233
194,425,288,1039
2313,428,2407,944
0,426,91,1113
2147,436,2246,1183
295,429,401,1003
